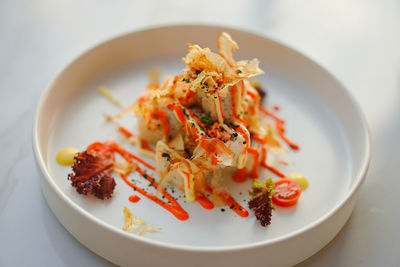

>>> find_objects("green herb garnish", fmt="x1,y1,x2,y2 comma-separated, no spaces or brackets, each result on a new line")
200,116,215,127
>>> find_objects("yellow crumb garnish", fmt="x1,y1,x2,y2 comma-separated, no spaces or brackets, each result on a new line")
122,206,145,233
97,86,124,108
139,225,162,236
286,173,309,190
122,206,161,236
56,147,79,166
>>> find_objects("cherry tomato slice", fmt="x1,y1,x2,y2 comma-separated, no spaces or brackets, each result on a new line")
272,179,302,207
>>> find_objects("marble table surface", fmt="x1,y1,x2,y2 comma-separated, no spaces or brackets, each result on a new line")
1,0,399,266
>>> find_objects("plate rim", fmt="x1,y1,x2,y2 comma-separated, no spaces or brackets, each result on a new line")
33,23,371,252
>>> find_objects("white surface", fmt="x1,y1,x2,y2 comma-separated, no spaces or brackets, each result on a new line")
0,0,399,266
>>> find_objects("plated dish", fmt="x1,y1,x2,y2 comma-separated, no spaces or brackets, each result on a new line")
61,32,307,229
34,25,370,266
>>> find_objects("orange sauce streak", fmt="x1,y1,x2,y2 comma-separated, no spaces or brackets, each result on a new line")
118,126,154,152
182,89,195,102
157,110,170,138
118,126,134,138
211,155,219,165
195,194,214,210
251,133,266,144
240,80,245,97
139,140,154,152
186,109,205,128
206,188,249,217
260,106,284,123
226,194,249,217
109,142,156,171
260,147,285,178
276,121,299,150
246,88,258,115
128,195,140,203
247,147,259,179
233,167,247,183
147,111,170,138
199,137,217,153
167,103,187,124
138,167,213,211
120,173,189,221
260,107,299,150
247,89,258,99
280,160,289,166
273,105,280,111
182,171,191,189
137,94,149,103
235,125,250,150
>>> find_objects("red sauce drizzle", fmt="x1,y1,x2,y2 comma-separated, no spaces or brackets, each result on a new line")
206,188,249,217
251,133,266,144
260,107,299,150
260,147,285,178
279,160,289,166
89,142,215,219
181,171,191,189
233,168,247,183
109,142,156,171
118,126,154,153
211,154,220,165
225,193,249,217
128,195,140,203
235,125,249,145
167,103,187,124
120,173,189,221
183,89,195,102
137,94,149,103
147,111,170,138
157,110,170,138
140,140,154,152
247,147,259,179
246,89,258,99
94,142,250,219
195,194,214,210
186,109,206,128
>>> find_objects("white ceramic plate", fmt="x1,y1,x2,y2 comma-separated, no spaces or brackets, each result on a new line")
34,25,370,266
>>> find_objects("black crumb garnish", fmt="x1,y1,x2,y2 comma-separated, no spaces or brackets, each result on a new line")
161,152,171,161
